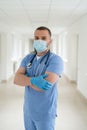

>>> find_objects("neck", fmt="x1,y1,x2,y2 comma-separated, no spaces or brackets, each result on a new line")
37,49,49,56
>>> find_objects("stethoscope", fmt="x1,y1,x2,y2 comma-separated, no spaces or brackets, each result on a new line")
27,50,50,68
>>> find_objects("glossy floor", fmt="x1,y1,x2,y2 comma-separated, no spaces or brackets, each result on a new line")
0,76,87,130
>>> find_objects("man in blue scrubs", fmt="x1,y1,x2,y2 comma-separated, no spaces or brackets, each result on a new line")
14,26,64,130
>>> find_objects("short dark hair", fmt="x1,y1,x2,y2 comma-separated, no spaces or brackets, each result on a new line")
35,26,52,37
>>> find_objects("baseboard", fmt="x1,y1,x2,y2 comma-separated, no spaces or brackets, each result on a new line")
0,75,13,83
0,80,7,83
63,74,77,84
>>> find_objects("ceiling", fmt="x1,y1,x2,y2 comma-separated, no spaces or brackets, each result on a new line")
0,0,87,34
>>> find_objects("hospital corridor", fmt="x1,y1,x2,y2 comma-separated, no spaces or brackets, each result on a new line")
0,0,87,130
0,76,87,130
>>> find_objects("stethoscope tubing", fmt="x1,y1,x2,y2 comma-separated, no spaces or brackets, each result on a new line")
27,50,50,68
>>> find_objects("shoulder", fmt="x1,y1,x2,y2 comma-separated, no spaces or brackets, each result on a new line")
22,52,35,62
46,52,64,76
20,52,36,67
49,52,63,63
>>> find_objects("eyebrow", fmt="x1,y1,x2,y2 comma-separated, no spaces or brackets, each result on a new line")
35,36,47,38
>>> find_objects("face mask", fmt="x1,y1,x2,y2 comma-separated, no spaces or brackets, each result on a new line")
33,40,47,52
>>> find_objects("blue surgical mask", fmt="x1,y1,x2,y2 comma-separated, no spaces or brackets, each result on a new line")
33,40,47,52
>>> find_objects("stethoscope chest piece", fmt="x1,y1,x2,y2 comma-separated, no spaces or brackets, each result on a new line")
27,62,32,68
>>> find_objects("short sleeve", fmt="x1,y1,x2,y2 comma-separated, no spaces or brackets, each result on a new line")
20,56,27,68
19,53,35,69
46,55,64,77
20,54,32,68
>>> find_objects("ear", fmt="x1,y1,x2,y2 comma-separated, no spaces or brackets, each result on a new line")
50,39,53,43
48,39,52,45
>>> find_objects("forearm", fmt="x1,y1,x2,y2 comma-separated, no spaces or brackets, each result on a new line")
14,74,43,92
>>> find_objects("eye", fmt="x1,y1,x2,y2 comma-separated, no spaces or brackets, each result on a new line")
35,36,39,40
41,37,47,40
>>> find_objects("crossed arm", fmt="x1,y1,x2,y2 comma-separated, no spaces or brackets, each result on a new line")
14,67,59,92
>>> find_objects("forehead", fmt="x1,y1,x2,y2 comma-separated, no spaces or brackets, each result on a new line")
34,30,50,37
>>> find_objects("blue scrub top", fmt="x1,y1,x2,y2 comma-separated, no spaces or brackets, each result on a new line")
20,52,64,120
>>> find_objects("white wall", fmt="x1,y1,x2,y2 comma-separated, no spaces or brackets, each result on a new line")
59,33,78,81
77,16,87,98
12,34,33,72
0,33,13,81
50,35,59,54
0,34,1,81
59,14,87,98
0,33,25,81
28,38,34,53
6,33,13,79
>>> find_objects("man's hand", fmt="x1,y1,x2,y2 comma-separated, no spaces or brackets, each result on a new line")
30,74,53,90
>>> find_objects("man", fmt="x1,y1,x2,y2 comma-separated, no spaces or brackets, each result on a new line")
14,26,63,130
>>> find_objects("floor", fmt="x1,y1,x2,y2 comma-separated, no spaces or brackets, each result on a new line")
0,76,87,130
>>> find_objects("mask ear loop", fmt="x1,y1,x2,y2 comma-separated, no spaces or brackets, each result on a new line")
47,39,52,50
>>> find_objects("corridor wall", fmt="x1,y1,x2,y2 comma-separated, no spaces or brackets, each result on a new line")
0,33,13,81
59,14,87,98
